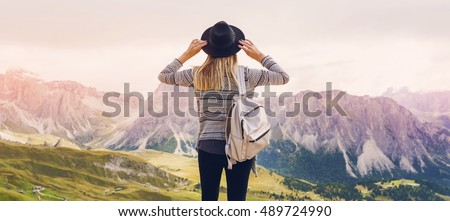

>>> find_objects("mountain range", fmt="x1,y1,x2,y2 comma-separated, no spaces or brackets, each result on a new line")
383,87,450,130
1,69,449,184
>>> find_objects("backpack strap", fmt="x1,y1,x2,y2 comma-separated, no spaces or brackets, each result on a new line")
237,66,246,96
225,66,246,170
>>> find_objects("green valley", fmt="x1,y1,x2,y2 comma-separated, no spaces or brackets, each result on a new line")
0,139,448,201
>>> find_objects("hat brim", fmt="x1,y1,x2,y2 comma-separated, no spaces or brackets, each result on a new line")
201,25,245,58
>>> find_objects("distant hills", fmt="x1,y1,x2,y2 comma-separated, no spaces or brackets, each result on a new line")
383,87,450,130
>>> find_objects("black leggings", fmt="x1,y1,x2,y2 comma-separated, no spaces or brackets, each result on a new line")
197,149,254,201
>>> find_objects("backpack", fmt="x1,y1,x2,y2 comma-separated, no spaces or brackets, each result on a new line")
225,66,271,172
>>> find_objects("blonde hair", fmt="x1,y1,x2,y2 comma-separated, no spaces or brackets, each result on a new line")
194,55,238,91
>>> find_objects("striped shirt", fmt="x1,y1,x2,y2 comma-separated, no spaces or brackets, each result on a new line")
158,55,289,154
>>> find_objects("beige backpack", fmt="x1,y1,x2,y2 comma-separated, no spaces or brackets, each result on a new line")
225,66,271,171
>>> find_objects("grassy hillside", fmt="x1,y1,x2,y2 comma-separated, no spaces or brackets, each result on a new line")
0,140,186,200
0,139,317,201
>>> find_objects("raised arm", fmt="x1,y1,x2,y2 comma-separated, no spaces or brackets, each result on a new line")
247,55,289,88
158,39,207,87
238,39,289,88
158,59,194,87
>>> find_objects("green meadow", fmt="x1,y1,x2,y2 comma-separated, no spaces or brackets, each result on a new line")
0,140,316,201
1,139,448,201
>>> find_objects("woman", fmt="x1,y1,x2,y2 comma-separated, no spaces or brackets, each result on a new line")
158,21,289,201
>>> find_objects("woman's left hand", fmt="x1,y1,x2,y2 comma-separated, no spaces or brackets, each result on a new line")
178,39,207,64
239,39,265,63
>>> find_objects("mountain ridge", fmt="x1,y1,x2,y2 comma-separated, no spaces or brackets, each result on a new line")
1,69,449,183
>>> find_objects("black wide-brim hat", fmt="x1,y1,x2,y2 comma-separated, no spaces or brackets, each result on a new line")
201,21,245,58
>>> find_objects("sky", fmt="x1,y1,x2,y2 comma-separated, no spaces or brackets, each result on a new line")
0,0,449,96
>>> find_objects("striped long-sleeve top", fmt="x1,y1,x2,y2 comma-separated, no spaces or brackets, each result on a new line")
158,55,289,154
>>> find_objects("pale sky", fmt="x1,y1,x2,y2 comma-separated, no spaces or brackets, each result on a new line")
0,0,449,96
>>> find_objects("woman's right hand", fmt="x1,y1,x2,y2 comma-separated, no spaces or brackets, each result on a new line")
178,39,207,64
238,39,266,63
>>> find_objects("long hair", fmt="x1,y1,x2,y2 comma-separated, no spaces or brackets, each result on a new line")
194,54,238,91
